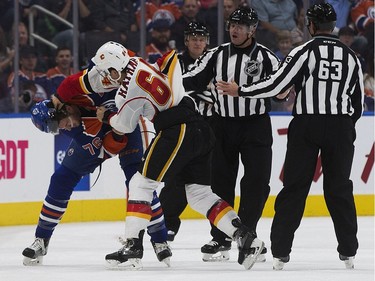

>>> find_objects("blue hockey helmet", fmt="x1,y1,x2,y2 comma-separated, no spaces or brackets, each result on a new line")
30,100,62,134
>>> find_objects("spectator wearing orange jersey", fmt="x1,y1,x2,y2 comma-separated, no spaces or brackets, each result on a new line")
135,0,181,30
351,0,374,34
46,47,74,94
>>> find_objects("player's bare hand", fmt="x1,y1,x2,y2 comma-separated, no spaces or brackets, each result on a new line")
96,106,106,122
216,80,239,97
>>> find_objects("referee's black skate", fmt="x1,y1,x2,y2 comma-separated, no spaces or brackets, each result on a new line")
201,240,231,262
232,219,264,270
151,240,172,266
105,237,144,270
22,237,50,266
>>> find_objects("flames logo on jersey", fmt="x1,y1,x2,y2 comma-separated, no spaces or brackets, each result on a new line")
244,59,261,77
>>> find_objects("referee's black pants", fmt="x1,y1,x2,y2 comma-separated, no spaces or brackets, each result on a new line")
210,113,272,244
271,115,359,258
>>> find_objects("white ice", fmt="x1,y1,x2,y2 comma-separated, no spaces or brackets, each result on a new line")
0,217,373,281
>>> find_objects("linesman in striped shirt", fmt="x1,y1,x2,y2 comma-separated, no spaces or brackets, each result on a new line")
217,3,364,270
183,7,280,262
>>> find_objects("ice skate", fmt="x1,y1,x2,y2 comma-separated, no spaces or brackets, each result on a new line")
105,237,143,270
201,240,231,262
232,220,264,270
272,255,290,270
256,247,267,263
339,254,354,269
22,237,49,266
151,240,172,267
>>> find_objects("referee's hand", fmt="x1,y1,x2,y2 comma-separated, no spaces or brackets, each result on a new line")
216,80,239,97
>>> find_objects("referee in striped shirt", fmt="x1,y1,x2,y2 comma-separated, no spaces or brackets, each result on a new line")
217,3,363,270
183,7,280,261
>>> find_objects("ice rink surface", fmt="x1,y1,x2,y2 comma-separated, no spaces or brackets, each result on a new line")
0,216,373,281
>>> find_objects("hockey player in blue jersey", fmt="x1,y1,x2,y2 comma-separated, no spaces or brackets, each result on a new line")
22,89,172,266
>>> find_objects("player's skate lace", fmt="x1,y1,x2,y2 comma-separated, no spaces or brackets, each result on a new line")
106,238,143,261
201,240,231,262
105,237,144,270
339,254,354,269
151,241,172,266
22,237,49,266
201,240,231,254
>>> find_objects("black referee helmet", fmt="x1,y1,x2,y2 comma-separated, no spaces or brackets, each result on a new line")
184,22,210,37
226,7,258,29
184,21,210,44
306,3,337,31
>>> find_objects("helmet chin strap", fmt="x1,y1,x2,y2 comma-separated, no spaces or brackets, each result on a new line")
233,34,251,47
108,75,122,86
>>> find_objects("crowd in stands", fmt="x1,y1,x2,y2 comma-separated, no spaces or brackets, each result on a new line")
0,0,373,113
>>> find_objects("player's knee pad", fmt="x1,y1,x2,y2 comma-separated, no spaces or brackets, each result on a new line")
128,171,160,202
185,183,221,215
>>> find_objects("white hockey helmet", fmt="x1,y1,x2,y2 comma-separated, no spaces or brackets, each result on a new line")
92,41,130,83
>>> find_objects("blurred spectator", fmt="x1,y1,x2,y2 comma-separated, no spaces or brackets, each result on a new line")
326,0,352,31
84,0,137,46
171,0,205,52
0,0,39,33
363,52,374,111
145,17,174,63
350,35,368,71
0,0,14,33
201,0,240,47
14,80,48,112
36,0,91,52
78,0,138,68
200,0,218,9
250,0,298,51
0,26,14,101
135,0,181,30
7,45,51,110
292,0,303,11
9,21,49,71
291,6,305,47
351,0,375,34
46,46,73,93
274,30,293,61
272,30,295,112
10,22,29,48
338,26,356,47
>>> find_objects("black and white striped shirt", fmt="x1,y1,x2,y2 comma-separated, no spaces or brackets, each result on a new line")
178,51,214,117
183,40,280,118
239,34,364,123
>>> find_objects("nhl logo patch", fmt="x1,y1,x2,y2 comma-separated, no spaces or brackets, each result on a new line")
244,60,260,77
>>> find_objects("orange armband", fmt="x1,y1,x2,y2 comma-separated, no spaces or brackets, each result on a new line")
102,131,128,157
